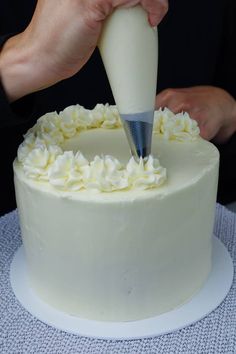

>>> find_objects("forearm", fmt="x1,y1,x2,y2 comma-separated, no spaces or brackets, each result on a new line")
209,87,236,143
0,33,52,103
217,93,236,143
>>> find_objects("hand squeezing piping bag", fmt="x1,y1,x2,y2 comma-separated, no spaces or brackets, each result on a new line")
99,5,158,158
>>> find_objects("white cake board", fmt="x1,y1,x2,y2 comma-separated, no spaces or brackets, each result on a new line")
10,236,234,340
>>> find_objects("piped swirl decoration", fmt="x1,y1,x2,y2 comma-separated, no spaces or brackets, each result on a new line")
17,104,200,192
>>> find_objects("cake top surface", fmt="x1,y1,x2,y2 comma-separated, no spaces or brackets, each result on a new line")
14,104,218,196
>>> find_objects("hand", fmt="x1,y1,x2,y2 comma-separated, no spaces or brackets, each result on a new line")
0,0,168,102
117,0,169,26
156,86,236,144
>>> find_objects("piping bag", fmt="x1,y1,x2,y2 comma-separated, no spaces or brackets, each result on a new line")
98,5,158,159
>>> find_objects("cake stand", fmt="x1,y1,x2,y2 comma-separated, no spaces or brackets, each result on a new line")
10,236,234,340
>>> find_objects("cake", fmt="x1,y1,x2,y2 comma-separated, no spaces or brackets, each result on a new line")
13,104,219,322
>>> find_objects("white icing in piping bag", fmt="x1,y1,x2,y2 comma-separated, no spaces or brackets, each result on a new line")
99,5,158,158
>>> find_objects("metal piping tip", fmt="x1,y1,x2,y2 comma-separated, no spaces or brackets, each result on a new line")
120,111,154,159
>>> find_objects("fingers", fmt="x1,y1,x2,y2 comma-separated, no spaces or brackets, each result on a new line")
114,0,140,7
141,0,168,26
112,0,168,26
156,88,190,113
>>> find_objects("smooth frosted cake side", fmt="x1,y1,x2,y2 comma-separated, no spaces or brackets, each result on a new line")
13,105,219,321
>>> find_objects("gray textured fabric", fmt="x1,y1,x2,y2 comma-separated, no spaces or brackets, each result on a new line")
0,204,235,354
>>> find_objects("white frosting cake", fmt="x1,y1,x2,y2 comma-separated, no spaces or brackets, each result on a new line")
13,104,219,321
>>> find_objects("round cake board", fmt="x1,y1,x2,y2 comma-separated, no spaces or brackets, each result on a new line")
10,236,234,340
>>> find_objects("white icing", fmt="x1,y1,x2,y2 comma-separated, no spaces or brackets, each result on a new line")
82,155,128,192
126,156,167,190
98,6,158,114
17,104,200,192
13,124,219,321
48,151,88,191
153,108,200,141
